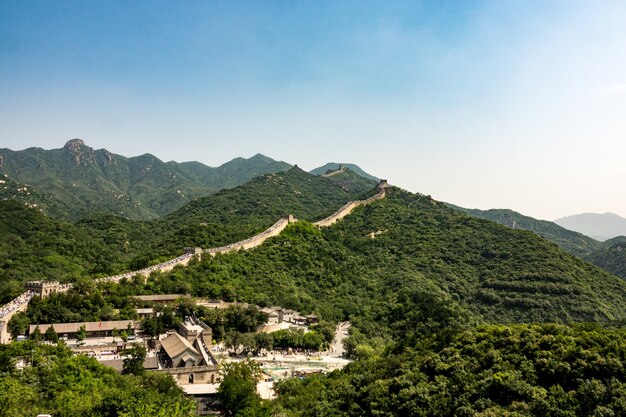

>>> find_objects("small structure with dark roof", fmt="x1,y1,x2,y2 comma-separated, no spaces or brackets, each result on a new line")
157,317,218,386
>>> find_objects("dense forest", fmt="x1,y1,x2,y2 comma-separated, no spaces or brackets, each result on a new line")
3,167,626,416
0,342,195,417
0,167,376,303
452,205,626,280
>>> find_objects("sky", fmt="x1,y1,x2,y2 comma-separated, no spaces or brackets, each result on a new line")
2,0,626,220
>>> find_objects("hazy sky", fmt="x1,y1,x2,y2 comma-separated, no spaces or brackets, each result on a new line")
2,1,626,220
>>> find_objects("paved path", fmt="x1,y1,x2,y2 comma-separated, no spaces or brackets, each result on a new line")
329,321,351,358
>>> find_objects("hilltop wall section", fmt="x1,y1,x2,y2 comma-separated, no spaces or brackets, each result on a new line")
320,165,346,178
205,215,295,256
314,181,387,228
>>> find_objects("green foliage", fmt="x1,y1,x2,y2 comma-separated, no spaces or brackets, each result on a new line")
586,237,626,279
451,205,602,258
0,167,374,302
218,359,267,416
274,324,626,417
122,344,147,376
76,324,87,343
44,325,58,342
197,305,269,341
0,342,195,416
450,205,626,280
8,312,29,338
0,142,292,221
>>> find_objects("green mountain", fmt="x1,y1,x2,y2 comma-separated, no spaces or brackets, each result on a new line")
310,163,379,181
0,167,376,302
4,164,626,325
449,205,601,258
0,139,291,221
555,212,626,241
447,205,626,280
162,187,626,328
586,236,626,280
274,323,626,417
0,174,72,219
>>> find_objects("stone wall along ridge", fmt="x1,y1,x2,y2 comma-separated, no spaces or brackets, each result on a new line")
313,182,387,228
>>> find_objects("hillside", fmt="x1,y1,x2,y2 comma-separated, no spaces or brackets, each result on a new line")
274,323,626,417
4,168,626,326
448,205,626,279
0,140,291,221
6,168,626,416
555,212,626,241
137,187,626,332
587,236,626,280
0,174,72,219
449,205,601,258
0,167,377,301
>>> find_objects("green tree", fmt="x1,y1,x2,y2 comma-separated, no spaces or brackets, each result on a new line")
141,317,163,339
218,360,264,416
254,332,274,353
44,325,58,343
30,326,43,342
76,324,87,344
8,312,29,339
0,377,38,417
122,344,146,376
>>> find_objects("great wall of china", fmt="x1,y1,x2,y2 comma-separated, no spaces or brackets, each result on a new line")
0,180,387,343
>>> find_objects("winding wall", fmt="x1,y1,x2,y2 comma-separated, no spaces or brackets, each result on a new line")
204,215,295,256
0,181,388,341
313,183,386,228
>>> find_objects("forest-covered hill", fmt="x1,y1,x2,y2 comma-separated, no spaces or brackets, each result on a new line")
0,167,376,303
5,168,626,328
0,139,292,221
449,205,626,280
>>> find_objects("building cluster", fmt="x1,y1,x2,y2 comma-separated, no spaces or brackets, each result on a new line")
259,306,318,326
157,318,219,385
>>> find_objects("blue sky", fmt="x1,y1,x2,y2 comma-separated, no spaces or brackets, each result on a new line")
2,1,626,219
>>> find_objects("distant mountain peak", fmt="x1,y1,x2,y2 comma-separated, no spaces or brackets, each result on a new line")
555,212,626,241
64,138,86,150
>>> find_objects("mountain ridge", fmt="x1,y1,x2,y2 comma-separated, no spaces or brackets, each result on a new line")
555,212,626,241
0,140,293,221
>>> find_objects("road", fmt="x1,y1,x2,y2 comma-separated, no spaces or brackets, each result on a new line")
329,321,351,357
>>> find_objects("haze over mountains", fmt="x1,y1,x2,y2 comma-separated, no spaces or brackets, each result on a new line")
554,212,626,241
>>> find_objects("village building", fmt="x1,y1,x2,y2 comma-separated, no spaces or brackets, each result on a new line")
135,307,156,319
157,317,219,386
28,320,136,340
260,307,280,324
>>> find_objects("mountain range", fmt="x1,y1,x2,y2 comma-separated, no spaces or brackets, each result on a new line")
3,164,626,326
0,140,377,222
4,145,626,416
